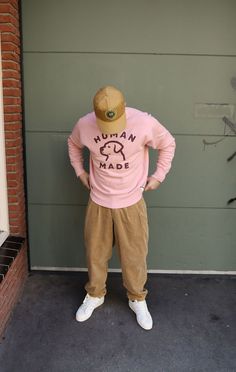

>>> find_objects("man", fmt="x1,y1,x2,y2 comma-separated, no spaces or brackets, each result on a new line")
68,85,176,330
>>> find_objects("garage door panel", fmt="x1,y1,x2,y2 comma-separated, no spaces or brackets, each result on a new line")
148,207,236,271
28,204,236,270
23,53,236,135
22,0,236,55
28,204,87,268
26,133,236,208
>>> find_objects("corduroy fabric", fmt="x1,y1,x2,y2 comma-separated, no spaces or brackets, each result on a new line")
84,196,149,301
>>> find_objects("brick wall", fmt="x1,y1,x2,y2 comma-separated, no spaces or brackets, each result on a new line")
0,0,29,338
0,239,28,337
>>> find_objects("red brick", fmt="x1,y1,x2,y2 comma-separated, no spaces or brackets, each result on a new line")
0,3,18,16
8,164,23,173
3,81,21,90
2,60,19,70
1,33,19,44
6,155,22,165
7,171,20,180
4,113,22,122
10,212,24,225
4,105,21,113
11,221,26,235
0,14,13,23
1,41,20,54
8,203,21,211
5,128,21,138
9,212,19,219
10,226,19,234
0,23,17,34
5,137,22,146
2,51,20,62
10,214,25,225
3,97,21,105
9,221,25,231
0,0,27,338
9,214,21,223
7,178,23,188
6,157,19,165
0,13,18,24
3,87,21,96
5,122,22,131
0,0,18,9
2,69,19,79
6,163,21,172
2,80,21,90
7,179,18,187
6,164,16,172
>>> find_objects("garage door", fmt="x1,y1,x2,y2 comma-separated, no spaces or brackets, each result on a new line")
21,0,236,272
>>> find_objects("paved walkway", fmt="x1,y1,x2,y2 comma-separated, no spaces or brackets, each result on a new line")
0,272,236,371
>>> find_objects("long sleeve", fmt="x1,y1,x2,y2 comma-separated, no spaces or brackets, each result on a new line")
145,114,176,183
67,131,85,178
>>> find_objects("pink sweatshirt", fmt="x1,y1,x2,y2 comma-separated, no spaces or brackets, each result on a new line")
68,107,176,208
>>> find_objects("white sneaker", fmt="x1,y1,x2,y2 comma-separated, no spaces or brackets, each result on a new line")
129,299,153,330
76,293,104,322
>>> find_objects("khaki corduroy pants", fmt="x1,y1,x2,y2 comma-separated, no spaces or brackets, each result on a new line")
84,196,149,301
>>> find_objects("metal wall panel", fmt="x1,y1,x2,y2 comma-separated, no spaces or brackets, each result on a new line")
25,133,236,209
22,0,236,55
28,205,236,270
23,53,236,135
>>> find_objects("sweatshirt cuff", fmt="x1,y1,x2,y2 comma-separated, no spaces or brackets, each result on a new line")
76,168,86,178
150,171,166,183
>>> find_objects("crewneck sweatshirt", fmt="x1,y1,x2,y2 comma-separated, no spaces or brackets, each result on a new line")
68,107,176,208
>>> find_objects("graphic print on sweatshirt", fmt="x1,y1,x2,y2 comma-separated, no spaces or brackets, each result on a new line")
93,131,136,171
100,141,125,161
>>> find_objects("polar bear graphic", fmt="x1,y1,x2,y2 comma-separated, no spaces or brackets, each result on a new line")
100,141,126,161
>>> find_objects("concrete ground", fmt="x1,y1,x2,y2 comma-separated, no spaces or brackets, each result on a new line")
0,271,236,372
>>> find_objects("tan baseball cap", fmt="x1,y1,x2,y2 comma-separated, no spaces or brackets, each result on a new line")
93,85,127,134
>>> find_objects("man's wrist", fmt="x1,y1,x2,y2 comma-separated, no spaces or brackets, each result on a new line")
151,175,162,183
77,170,86,178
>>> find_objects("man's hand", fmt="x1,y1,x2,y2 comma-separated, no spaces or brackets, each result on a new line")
144,177,161,191
79,171,90,190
